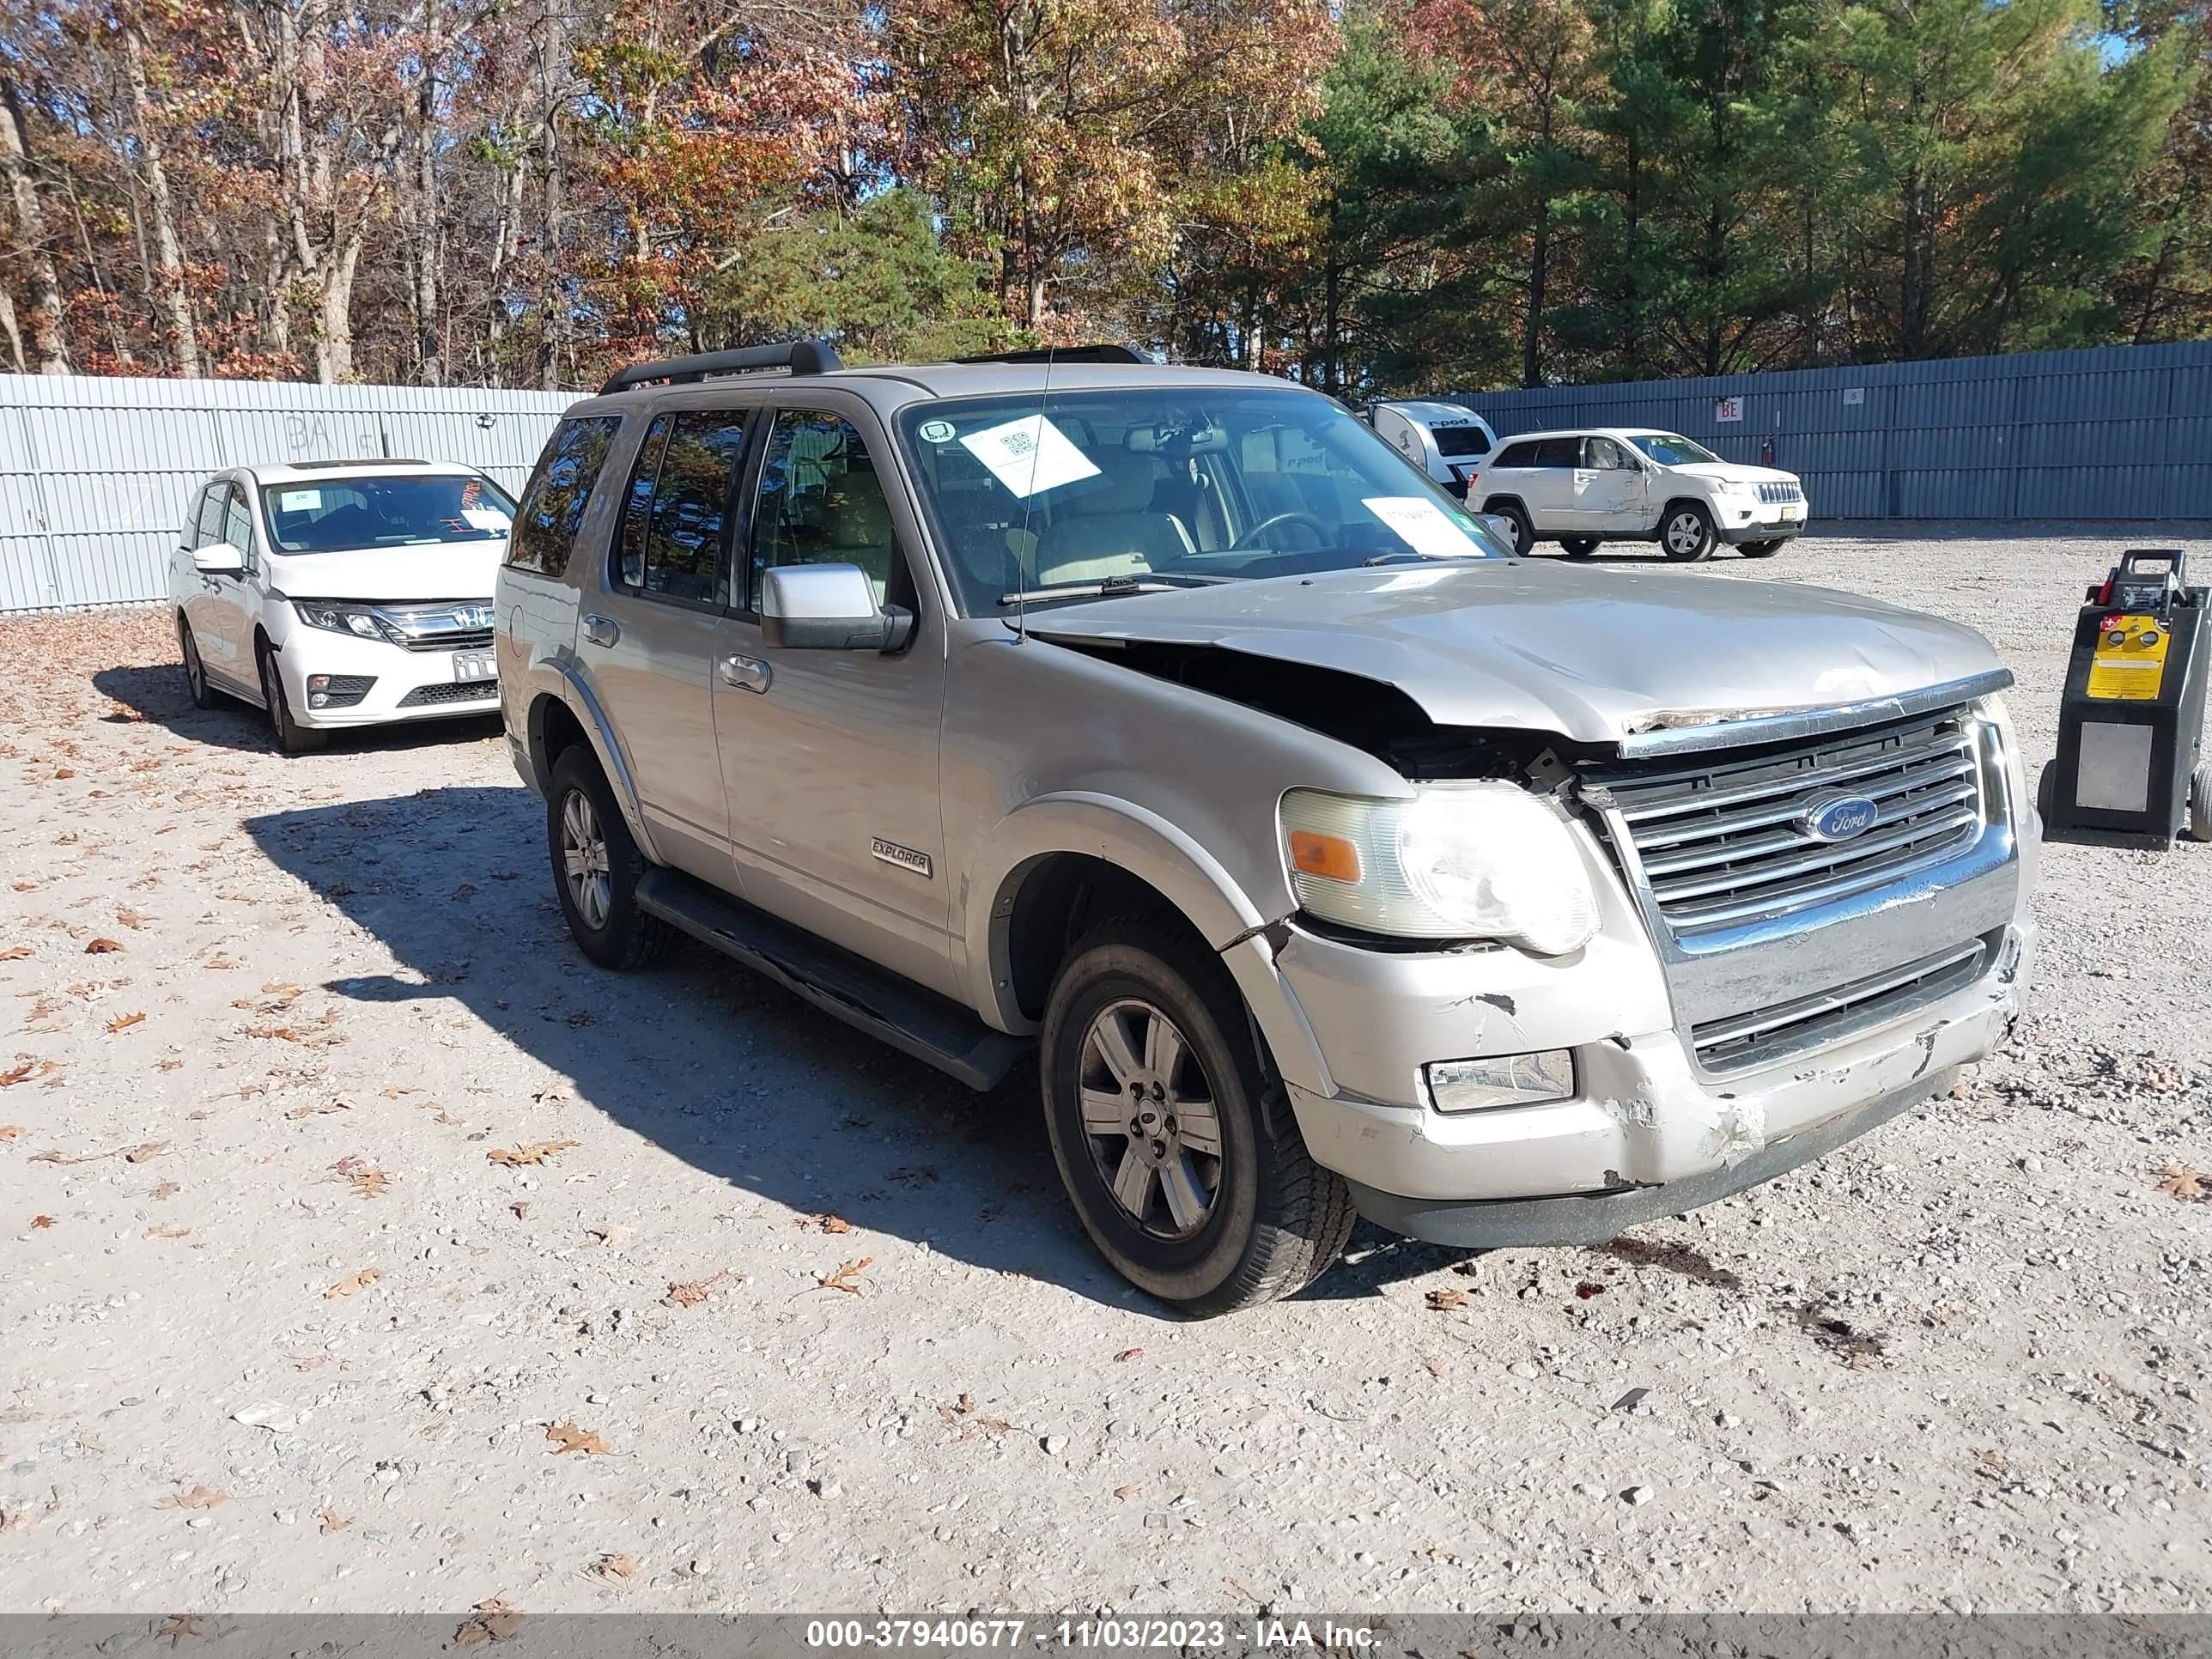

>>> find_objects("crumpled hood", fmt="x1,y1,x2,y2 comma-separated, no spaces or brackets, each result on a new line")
1028,562,2006,746
268,541,503,604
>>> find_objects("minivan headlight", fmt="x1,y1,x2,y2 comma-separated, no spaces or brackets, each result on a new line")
294,600,399,643
1280,784,1598,954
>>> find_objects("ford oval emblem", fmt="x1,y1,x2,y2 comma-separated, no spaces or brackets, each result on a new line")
1801,793,1881,842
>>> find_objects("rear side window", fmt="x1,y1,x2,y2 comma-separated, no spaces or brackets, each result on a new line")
619,410,750,606
508,415,622,577
1531,437,1581,467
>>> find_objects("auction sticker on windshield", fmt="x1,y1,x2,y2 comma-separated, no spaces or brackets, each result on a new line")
960,416,1102,499
1362,495,1485,561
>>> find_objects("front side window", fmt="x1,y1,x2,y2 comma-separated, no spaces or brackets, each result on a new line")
898,387,1510,615
263,473,516,556
749,411,902,609
638,410,748,605
1627,433,1723,466
1584,436,1633,471
509,416,621,575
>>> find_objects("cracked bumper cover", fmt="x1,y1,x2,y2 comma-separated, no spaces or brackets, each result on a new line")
1261,910,2035,1247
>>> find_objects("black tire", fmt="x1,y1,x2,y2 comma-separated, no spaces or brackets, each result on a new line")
258,644,328,753
2036,759,2058,830
1039,915,1356,1316
178,615,220,709
1659,501,1717,562
1488,502,1535,557
1739,539,1784,559
2185,761,2211,843
547,746,678,970
1559,537,1598,559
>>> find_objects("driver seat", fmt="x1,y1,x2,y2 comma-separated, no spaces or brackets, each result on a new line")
1033,448,1194,585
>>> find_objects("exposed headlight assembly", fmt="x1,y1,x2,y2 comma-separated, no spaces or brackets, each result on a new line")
1279,783,1599,955
293,600,401,644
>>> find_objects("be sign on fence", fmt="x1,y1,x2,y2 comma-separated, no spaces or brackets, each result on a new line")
1713,397,1742,423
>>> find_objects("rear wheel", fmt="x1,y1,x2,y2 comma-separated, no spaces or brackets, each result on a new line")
1739,539,1784,559
1040,916,1356,1315
179,616,220,709
547,747,677,969
258,645,328,753
1559,537,1598,559
2186,761,2211,842
1660,502,1717,562
1488,502,1534,557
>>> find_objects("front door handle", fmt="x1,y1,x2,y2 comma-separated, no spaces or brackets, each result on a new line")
719,654,771,694
581,614,619,647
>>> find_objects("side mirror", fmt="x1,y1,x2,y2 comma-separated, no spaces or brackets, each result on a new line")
192,544,244,578
758,563,914,653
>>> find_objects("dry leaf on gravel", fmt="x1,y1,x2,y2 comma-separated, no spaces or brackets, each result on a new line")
30,1215,54,1228
817,1256,872,1295
286,1098,349,1120
124,1141,167,1163
2156,1164,2211,1201
324,1268,382,1299
158,1486,228,1510
586,1224,635,1250
796,1212,853,1233
545,1421,611,1455
665,1268,741,1307
105,1012,145,1034
317,1505,350,1534
83,938,124,954
246,1025,301,1042
1113,1347,1144,1362
150,1181,179,1199
116,908,148,930
1425,1288,1470,1311
0,1125,23,1139
488,1139,578,1167
144,1224,191,1238
0,946,30,962
1113,1484,1143,1501
592,1553,638,1581
329,1156,389,1198
1,1063,38,1087
451,1598,525,1647
886,1165,938,1186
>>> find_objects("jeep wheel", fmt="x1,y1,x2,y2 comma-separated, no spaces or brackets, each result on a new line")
547,748,677,969
1660,503,1717,562
1559,537,1598,559
179,616,221,709
1040,917,1356,1315
1489,502,1534,557
1739,539,1784,559
258,646,328,753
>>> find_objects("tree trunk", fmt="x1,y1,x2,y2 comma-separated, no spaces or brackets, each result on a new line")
124,28,202,379
0,283,22,371
318,231,363,382
0,76,71,374
1522,209,1548,389
1322,256,1340,396
413,0,444,385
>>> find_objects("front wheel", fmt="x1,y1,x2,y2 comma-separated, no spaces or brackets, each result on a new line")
2186,761,2211,843
1739,539,1784,559
1040,917,1356,1315
1559,537,1598,559
1660,503,1717,562
547,748,677,969
259,646,328,753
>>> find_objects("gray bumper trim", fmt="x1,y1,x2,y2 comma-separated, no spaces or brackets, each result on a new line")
1346,1063,1959,1248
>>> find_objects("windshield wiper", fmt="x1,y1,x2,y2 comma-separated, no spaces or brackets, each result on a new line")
995,573,1218,606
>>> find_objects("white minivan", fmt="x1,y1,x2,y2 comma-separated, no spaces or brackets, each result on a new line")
170,460,516,752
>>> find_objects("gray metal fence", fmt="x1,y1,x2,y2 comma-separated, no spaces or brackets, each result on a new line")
0,374,580,614
1455,341,2212,522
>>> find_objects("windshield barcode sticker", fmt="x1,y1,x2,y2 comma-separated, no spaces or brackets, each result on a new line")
960,416,1102,500
1361,495,1482,561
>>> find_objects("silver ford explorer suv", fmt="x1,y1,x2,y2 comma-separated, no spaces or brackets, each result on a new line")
495,340,2037,1316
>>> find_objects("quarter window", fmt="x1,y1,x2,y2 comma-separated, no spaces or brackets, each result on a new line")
509,415,623,577
749,411,904,610
1495,441,1540,469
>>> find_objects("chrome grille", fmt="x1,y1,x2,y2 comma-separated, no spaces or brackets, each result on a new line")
1755,482,1803,504
1691,939,1989,1073
374,601,495,653
1590,709,1987,937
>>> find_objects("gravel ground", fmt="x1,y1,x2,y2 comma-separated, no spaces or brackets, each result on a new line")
0,526,2206,1620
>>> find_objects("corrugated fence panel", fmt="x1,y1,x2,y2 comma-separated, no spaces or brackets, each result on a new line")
0,373,581,614
1456,341,2212,522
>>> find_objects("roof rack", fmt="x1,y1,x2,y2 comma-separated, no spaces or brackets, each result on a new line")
599,339,844,396
291,457,432,469
953,343,1154,367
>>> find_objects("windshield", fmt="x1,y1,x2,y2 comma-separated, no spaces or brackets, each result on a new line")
898,388,1510,613
1626,433,1723,466
260,473,517,553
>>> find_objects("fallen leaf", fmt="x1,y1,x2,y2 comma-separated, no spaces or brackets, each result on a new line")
329,1158,389,1199
1574,1280,1607,1300
245,1025,300,1042
1113,1483,1143,1500
510,1201,532,1220
83,938,124,955
817,1256,872,1295
488,1139,579,1168
1,1063,36,1088
886,1165,938,1187
286,1098,349,1120
0,946,30,962
586,1224,635,1250
665,1268,741,1308
593,1553,637,1580
116,908,148,930
158,1486,228,1511
324,1267,382,1299
1112,1347,1144,1362
144,1224,191,1238
106,1012,146,1035
2155,1164,2211,1201
452,1598,524,1647
30,1215,54,1229
125,1141,167,1163
0,1125,23,1139
317,1505,350,1534
150,1181,179,1199
156,1614,203,1648
797,1212,853,1233
546,1421,611,1455
1425,1288,1469,1311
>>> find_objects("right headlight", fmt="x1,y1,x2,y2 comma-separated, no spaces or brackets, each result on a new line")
293,599,401,644
1279,783,1598,955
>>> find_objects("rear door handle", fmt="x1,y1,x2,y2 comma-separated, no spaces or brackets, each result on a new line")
719,654,771,694
581,614,619,647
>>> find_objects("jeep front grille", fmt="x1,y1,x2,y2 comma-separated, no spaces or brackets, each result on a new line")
1755,482,1803,504
1591,709,1986,938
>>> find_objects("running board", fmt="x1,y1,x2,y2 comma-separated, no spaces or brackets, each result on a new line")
634,867,1028,1091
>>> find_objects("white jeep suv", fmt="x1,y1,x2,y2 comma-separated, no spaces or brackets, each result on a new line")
170,460,516,751
1471,428,1808,562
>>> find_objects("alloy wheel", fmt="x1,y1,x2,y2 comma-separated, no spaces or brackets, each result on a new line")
1665,513,1705,556
1076,998,1224,1239
560,788,613,931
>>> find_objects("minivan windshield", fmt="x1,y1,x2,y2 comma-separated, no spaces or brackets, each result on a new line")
1626,433,1723,466
898,388,1509,613
260,473,516,554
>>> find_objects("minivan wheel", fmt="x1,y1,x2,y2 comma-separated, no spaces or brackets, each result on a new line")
1559,537,1598,559
1660,503,1717,562
1040,917,1356,1316
547,747,677,969
179,616,220,710
259,646,328,753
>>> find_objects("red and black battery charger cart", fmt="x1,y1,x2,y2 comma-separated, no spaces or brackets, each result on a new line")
2040,548,2210,847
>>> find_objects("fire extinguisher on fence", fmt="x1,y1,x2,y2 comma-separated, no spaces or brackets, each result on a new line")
1759,434,1777,467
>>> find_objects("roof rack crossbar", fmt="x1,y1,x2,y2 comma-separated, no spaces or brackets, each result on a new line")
599,339,843,396
953,343,1153,367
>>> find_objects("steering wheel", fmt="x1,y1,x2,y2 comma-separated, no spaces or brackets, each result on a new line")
1229,510,1331,551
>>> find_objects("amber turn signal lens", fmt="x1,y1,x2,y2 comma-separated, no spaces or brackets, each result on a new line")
1287,830,1361,883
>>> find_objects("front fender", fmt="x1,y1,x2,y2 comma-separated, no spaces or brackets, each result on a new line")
520,654,665,867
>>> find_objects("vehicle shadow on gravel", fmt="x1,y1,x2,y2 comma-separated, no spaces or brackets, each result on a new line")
245,783,1476,1316
94,662,503,757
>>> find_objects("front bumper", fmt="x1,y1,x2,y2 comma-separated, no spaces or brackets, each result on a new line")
270,630,501,729
1716,507,1806,544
